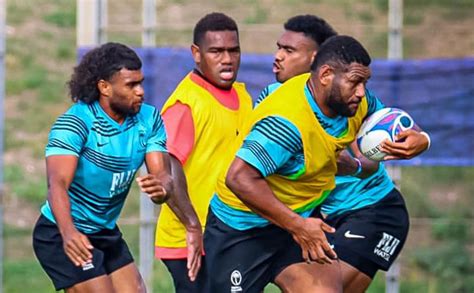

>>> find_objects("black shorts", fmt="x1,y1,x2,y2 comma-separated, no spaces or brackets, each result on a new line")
162,258,207,293
322,188,409,278
32,214,135,290
203,208,303,293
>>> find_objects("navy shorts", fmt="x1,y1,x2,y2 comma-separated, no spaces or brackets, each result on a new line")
321,188,409,278
32,214,135,290
162,258,207,293
204,208,303,293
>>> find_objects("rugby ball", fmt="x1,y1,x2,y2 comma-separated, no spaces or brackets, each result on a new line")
356,108,415,161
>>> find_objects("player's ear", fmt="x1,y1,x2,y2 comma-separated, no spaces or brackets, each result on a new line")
310,50,317,65
97,79,112,97
191,44,201,65
318,64,334,86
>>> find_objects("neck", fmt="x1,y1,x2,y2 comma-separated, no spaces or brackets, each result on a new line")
307,76,336,118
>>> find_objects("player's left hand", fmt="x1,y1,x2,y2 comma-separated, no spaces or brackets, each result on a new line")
380,129,429,160
186,227,203,282
136,174,170,204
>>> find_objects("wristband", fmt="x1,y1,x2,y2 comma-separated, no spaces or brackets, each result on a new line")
420,131,431,150
351,157,363,176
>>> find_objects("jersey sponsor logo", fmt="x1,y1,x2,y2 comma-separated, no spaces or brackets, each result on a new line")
230,270,242,293
82,262,95,271
138,130,147,150
374,232,400,261
110,169,136,197
344,230,366,239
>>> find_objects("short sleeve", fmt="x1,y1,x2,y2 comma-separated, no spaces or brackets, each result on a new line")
161,102,195,164
236,116,302,177
45,113,88,157
146,108,168,153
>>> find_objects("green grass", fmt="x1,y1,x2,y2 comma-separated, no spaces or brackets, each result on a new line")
6,1,34,25
4,260,54,293
4,164,47,204
43,10,76,27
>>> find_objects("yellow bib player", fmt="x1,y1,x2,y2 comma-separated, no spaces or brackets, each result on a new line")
153,13,252,293
204,35,374,293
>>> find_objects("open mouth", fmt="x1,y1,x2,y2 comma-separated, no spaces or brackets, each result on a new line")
219,68,235,81
272,62,281,73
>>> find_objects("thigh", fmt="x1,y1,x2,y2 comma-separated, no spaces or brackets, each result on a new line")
66,275,115,293
339,260,372,293
274,261,342,293
109,262,146,293
32,215,108,291
204,209,282,293
162,258,207,293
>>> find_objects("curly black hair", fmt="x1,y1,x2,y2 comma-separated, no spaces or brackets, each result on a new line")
193,12,239,46
68,42,142,104
284,14,337,48
311,35,371,71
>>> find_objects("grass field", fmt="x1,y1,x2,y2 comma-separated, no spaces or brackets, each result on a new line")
4,0,474,291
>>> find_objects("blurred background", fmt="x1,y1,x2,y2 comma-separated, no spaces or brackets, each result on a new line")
2,0,473,292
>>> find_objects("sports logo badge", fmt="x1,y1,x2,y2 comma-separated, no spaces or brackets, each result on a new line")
230,270,242,292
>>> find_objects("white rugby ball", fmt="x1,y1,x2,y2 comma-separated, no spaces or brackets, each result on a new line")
356,108,415,161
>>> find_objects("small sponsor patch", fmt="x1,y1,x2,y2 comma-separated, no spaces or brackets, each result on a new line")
82,262,95,271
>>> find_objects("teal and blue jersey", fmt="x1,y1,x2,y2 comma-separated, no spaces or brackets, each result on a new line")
41,101,167,233
211,80,384,230
255,82,282,105
321,163,395,216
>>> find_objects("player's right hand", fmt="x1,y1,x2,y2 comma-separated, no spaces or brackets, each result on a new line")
61,227,94,267
136,174,170,204
290,217,337,264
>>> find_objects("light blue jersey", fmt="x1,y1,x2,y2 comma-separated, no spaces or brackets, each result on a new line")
321,164,395,216
41,101,167,233
255,81,392,217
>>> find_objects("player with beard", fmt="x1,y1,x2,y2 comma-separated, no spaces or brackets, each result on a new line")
32,42,200,292
258,15,430,293
153,12,253,293
203,35,400,292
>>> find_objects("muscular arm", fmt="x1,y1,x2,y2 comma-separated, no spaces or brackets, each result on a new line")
143,152,202,280
46,155,93,266
226,158,336,264
144,152,200,229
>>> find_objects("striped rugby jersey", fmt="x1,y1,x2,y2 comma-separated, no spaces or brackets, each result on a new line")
41,101,167,233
